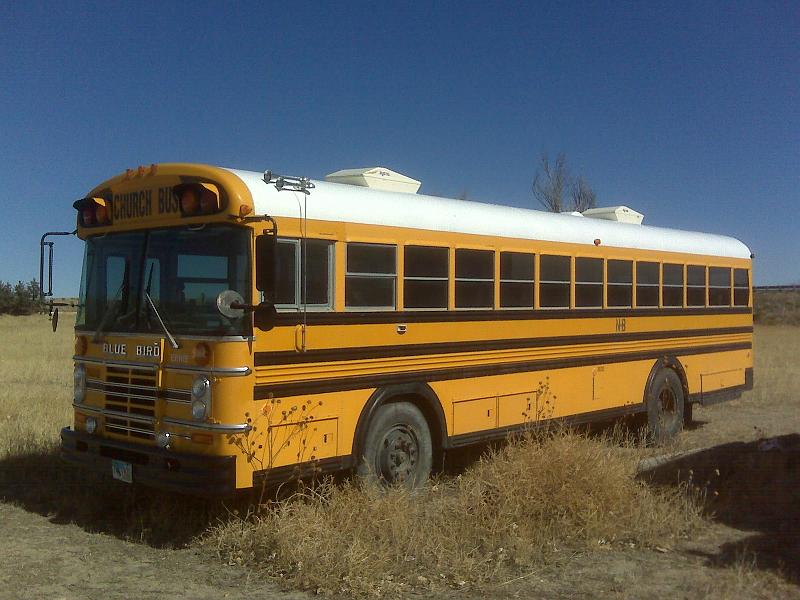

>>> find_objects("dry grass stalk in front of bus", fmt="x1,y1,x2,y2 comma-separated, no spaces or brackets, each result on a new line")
208,428,701,596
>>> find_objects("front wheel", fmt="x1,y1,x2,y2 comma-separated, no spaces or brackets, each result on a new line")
356,402,432,488
646,368,685,444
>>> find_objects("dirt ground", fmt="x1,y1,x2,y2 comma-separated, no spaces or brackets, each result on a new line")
1,325,799,599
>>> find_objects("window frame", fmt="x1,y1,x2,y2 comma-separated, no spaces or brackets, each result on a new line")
403,244,449,311
686,264,707,308
574,256,604,309
345,242,398,311
538,253,572,309
708,266,732,307
662,263,685,308
272,237,335,312
606,259,633,308
733,268,750,307
635,260,660,308
454,247,495,310
499,251,536,310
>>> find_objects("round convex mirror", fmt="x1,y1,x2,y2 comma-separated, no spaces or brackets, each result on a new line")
216,290,245,319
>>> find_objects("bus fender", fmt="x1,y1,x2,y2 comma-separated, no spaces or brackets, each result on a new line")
353,383,449,463
643,356,689,406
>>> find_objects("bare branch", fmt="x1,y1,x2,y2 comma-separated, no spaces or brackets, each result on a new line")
532,152,569,213
570,176,597,212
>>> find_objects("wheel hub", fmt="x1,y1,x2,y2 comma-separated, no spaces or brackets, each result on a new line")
378,426,419,483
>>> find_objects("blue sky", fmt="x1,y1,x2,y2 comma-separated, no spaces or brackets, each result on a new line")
1,1,797,295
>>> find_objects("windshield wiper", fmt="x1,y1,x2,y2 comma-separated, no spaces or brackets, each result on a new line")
143,263,179,349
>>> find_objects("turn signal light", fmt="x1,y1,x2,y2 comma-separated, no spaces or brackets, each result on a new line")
174,183,221,216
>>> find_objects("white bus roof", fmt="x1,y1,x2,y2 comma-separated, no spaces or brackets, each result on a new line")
225,168,751,260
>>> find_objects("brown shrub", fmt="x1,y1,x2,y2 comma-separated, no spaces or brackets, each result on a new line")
207,429,701,596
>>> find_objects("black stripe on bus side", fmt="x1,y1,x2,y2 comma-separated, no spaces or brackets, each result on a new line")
253,341,752,399
255,326,753,366
272,306,752,326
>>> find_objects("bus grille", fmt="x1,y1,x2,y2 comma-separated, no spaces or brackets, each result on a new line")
103,366,157,440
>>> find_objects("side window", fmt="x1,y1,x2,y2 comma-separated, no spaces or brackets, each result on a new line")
687,265,706,307
636,261,659,307
662,263,684,307
539,255,570,308
575,257,603,308
709,267,732,306
607,260,633,308
500,252,535,309
346,243,397,309
455,249,494,309
274,239,334,310
404,246,448,309
734,268,750,306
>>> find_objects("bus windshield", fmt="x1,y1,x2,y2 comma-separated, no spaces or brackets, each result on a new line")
76,225,251,337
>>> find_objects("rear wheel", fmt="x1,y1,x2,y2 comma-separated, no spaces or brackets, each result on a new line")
356,402,432,488
646,368,685,443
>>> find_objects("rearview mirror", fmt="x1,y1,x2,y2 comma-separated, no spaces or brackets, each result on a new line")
256,234,276,295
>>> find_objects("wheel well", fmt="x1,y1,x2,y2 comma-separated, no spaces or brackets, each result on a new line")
353,383,448,470
643,356,689,405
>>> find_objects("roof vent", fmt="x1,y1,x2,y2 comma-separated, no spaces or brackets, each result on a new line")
582,205,644,225
325,167,421,194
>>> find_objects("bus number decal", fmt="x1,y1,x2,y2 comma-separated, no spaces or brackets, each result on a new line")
615,318,627,332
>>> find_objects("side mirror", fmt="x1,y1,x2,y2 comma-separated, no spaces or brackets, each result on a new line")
255,234,276,295
254,302,277,331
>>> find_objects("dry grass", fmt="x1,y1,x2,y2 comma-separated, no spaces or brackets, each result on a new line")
208,429,701,596
1,313,798,598
0,313,223,544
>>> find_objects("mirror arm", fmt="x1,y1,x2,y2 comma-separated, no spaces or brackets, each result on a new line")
230,302,259,312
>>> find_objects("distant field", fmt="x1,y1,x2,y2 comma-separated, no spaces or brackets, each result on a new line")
0,314,798,598
754,289,800,325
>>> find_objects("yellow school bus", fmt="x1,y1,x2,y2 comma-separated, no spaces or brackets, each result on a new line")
55,163,753,494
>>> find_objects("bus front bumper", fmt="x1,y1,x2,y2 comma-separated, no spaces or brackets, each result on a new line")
60,427,236,496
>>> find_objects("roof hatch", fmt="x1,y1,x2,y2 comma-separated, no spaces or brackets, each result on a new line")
582,205,644,225
324,167,421,194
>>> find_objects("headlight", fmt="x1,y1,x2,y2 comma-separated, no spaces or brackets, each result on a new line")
191,375,211,420
155,431,172,449
74,365,87,404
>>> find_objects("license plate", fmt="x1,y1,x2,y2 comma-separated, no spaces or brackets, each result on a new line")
111,459,133,483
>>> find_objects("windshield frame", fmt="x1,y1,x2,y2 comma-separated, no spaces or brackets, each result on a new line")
76,224,253,339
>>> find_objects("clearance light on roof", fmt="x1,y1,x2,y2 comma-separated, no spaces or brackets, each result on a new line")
73,197,112,228
173,183,221,217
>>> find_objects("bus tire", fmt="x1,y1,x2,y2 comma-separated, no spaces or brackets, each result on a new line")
646,368,685,443
355,401,432,488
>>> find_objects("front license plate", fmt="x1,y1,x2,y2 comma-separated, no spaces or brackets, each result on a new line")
111,459,133,483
